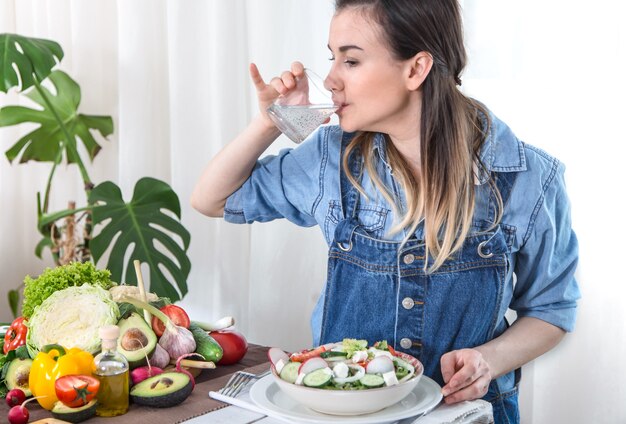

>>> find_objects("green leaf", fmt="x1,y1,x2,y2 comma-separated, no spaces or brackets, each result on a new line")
1,70,113,164
37,204,91,231
34,236,54,259
0,33,63,93
89,177,191,302
14,345,29,360
8,290,19,318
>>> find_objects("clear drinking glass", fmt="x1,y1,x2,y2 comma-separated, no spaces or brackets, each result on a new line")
266,69,337,144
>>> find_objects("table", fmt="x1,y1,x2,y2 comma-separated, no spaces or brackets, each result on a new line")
2,344,492,424
1,344,271,424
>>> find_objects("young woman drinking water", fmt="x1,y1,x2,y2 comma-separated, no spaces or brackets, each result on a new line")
191,1,580,422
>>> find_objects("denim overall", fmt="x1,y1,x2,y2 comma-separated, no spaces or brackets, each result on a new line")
319,138,520,424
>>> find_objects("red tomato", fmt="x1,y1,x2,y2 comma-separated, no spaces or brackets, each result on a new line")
55,375,100,408
210,330,248,365
151,304,191,337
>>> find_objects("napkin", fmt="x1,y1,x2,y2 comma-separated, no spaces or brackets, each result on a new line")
209,389,293,423
408,399,493,424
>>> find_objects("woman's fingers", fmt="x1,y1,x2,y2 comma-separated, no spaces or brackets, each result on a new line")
440,349,492,404
290,61,305,78
249,63,267,92
250,61,306,96
443,374,491,404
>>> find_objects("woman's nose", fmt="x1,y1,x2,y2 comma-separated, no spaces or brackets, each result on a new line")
324,74,338,94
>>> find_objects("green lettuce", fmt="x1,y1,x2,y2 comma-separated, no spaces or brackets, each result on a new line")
22,262,115,318
342,338,368,358
26,284,120,357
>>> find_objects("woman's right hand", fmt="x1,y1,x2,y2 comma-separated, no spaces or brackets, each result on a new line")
249,62,306,128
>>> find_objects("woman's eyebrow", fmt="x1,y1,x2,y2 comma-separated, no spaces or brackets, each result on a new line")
327,44,364,53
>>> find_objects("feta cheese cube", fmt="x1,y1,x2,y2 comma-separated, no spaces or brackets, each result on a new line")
352,350,369,363
383,370,399,386
333,362,349,379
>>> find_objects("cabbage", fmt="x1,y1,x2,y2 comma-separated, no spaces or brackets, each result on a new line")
26,284,120,357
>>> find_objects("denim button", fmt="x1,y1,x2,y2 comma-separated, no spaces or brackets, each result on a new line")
403,254,415,265
400,338,412,349
402,297,415,310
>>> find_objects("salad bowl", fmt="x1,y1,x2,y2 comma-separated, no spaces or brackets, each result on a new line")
268,340,424,416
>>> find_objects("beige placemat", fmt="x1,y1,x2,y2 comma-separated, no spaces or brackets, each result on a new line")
1,344,270,424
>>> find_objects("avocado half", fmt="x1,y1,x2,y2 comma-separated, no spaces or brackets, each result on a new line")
130,372,193,408
5,357,33,397
117,312,157,368
51,399,97,423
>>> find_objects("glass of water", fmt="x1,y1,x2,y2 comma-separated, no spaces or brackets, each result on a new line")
266,69,337,144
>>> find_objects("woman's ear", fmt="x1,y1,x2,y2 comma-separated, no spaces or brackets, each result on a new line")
406,51,433,91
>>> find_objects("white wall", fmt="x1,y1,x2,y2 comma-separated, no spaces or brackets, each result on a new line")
1,1,624,422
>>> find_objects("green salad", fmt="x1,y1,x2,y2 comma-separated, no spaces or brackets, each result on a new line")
268,339,417,390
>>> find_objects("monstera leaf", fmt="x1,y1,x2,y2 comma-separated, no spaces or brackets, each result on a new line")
89,177,191,301
0,33,63,93
0,70,113,164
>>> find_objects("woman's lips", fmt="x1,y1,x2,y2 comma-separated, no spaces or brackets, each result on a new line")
335,103,348,115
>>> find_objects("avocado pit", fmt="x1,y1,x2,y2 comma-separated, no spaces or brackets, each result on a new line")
121,328,149,351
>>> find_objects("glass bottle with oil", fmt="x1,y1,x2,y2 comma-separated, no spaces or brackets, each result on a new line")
93,324,129,416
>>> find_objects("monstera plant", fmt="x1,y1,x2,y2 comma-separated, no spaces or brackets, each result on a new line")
0,33,191,316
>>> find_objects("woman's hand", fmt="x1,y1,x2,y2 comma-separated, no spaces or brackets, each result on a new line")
439,348,493,404
249,61,306,127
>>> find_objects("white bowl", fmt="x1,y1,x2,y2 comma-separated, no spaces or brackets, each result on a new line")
271,351,424,416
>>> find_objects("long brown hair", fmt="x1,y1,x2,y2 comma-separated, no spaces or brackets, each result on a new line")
336,0,501,271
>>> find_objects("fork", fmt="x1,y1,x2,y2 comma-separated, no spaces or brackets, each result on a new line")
219,369,271,398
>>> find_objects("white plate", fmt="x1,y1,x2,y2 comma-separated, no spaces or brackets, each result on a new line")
249,374,442,424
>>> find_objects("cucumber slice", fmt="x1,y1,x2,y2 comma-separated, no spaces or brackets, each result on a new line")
320,351,348,358
360,373,385,388
279,361,301,384
303,368,332,388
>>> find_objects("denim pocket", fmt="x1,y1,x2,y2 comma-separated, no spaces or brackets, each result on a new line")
324,200,389,242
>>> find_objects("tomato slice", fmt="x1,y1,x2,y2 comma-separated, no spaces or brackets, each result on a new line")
151,304,191,337
55,375,100,408
290,345,326,363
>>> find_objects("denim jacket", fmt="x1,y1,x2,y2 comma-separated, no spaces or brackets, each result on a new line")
224,111,580,334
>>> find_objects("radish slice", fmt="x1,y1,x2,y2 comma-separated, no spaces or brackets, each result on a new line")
366,355,395,374
298,357,328,375
334,364,365,384
268,347,290,367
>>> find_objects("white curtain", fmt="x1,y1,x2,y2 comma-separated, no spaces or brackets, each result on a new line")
1,1,624,422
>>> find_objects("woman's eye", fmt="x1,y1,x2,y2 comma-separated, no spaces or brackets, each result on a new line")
344,60,358,67
328,56,335,61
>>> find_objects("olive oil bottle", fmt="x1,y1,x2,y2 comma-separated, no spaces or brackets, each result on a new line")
93,324,130,416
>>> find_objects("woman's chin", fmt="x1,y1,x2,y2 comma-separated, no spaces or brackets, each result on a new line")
338,120,359,133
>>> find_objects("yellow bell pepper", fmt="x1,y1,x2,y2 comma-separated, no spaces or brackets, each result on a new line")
28,344,94,410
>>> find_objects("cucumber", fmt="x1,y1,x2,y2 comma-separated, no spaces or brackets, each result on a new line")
303,368,332,388
280,361,301,383
189,322,223,362
320,351,348,359
360,373,385,388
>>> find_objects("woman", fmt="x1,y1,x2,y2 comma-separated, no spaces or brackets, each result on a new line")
191,1,580,422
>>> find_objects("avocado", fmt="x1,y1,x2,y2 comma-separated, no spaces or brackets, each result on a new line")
117,312,157,368
129,372,192,408
5,358,33,397
51,399,97,423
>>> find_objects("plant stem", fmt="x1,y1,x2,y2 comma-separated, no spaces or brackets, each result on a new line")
32,79,93,208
